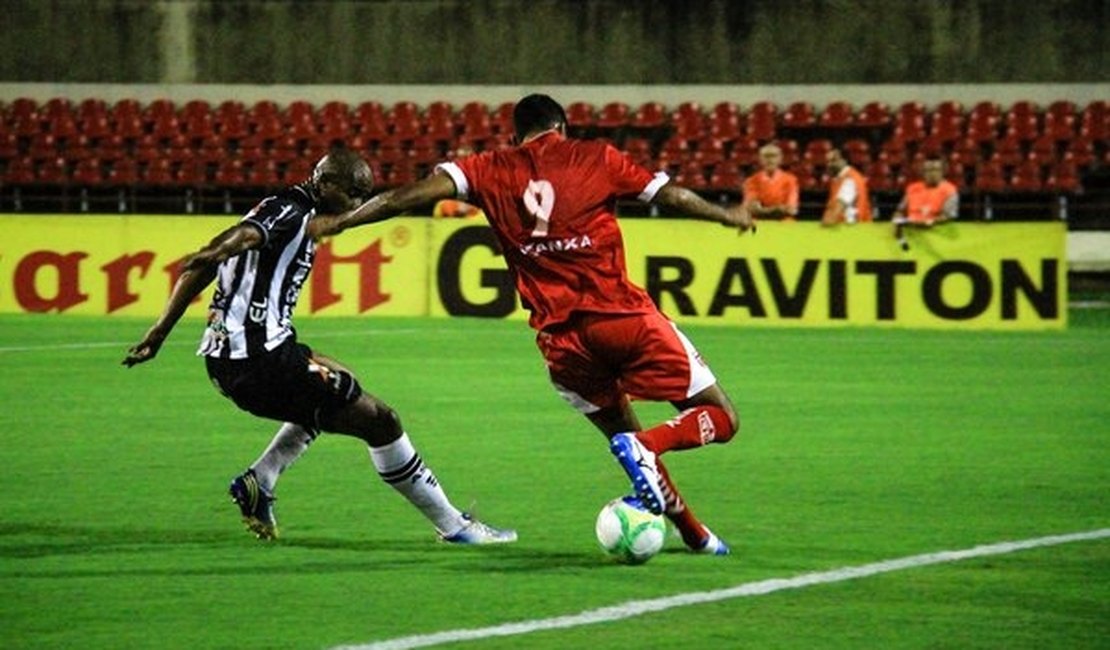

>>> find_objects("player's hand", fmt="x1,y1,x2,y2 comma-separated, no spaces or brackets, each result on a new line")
122,328,166,367
723,205,756,235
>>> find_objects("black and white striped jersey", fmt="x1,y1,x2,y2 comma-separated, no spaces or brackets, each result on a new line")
197,186,317,360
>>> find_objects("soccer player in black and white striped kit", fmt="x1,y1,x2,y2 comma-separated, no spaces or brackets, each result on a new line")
123,149,515,544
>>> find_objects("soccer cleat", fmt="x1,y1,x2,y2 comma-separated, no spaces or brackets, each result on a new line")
440,513,518,545
609,433,666,515
228,469,278,540
692,528,731,556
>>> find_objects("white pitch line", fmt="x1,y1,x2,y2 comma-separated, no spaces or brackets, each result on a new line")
332,528,1110,650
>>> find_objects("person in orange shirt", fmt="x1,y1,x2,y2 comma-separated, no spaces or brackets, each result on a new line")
742,144,799,220
892,156,959,225
821,147,872,226
890,156,959,250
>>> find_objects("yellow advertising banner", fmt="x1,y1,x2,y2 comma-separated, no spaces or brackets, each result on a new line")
1,215,1065,330
428,220,1066,330
0,215,429,318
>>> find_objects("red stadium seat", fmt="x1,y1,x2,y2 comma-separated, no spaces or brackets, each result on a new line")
42,98,72,122
842,138,871,166
175,161,206,187
284,100,315,125
318,100,351,125
950,137,983,167
865,160,897,192
991,136,1024,168
281,158,314,185
659,135,691,161
213,158,246,187
782,101,816,128
775,138,799,166
28,133,58,161
390,117,422,141
181,100,212,122
692,136,726,166
673,160,708,190
75,98,109,123
0,132,18,159
4,156,36,184
79,113,113,140
630,101,667,130
71,158,104,186
1042,112,1075,141
974,160,1006,193
1044,161,1081,193
9,97,38,119
491,101,515,134
707,160,743,192
596,102,630,130
245,159,281,188
1065,137,1095,167
672,103,706,141
928,111,963,143
36,156,68,185
106,158,140,186
708,114,742,142
819,101,854,127
141,158,175,186
803,138,832,165
248,100,281,126
1009,160,1043,192
622,137,654,167
855,101,892,128
388,101,420,124
730,136,759,167
879,135,909,167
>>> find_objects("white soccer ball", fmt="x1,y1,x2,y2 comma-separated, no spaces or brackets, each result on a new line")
595,496,667,564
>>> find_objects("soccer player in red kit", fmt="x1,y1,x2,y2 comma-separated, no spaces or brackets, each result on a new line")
317,94,754,555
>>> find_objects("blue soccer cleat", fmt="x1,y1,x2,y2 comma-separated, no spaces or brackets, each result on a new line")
228,469,278,540
609,433,666,515
440,513,518,545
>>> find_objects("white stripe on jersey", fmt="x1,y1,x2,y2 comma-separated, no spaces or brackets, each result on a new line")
264,217,309,352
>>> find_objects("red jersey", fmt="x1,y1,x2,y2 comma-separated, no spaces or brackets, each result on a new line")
437,132,667,331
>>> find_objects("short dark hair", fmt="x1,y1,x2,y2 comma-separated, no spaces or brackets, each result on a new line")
513,94,567,141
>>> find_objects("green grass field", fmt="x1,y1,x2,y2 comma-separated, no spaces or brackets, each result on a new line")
1,312,1107,649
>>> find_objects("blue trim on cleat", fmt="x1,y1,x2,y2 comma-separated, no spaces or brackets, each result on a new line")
440,513,518,545
228,469,278,540
694,529,731,556
609,433,665,515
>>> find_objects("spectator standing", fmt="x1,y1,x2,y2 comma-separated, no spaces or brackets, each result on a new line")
821,148,872,225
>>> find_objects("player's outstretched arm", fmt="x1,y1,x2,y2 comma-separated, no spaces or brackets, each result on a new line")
122,224,262,367
653,182,754,234
311,172,458,238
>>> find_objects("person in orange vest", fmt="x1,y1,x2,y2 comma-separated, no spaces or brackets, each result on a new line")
821,147,872,226
891,156,959,226
742,143,799,221
889,155,959,250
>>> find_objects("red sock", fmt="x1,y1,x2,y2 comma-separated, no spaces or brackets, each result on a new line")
656,459,709,549
636,405,735,455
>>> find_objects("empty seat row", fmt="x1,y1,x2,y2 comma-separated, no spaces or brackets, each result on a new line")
1,97,1106,194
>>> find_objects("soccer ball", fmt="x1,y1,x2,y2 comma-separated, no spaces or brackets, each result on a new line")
595,496,667,564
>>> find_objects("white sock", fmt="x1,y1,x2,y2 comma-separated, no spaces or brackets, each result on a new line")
369,433,466,535
249,422,317,492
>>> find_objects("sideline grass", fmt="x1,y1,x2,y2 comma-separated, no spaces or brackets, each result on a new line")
0,313,1107,649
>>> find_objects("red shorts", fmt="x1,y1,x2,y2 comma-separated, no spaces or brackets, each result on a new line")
535,311,716,414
